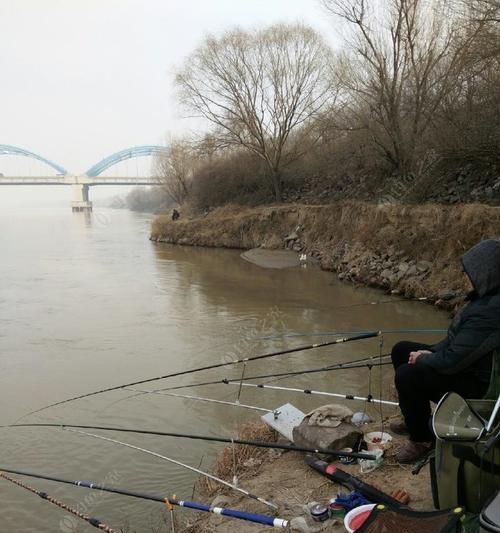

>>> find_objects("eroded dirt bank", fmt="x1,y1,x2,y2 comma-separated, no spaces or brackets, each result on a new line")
151,202,500,310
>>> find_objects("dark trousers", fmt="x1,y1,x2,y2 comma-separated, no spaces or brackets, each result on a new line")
392,341,488,442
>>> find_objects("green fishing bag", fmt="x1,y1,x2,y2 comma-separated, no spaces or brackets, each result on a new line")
431,351,500,514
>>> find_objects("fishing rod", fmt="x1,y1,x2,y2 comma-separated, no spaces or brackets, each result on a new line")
0,468,290,529
319,297,430,312
154,354,392,393
259,328,447,341
2,423,377,460
64,428,279,510
122,388,275,415
0,471,121,533
219,381,399,407
16,330,380,422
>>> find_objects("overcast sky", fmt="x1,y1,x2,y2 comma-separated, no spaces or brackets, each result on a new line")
0,0,337,206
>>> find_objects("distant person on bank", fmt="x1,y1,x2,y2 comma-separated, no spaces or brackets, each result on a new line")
391,239,500,463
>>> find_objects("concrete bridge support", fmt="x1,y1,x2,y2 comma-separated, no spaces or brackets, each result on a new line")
72,183,92,212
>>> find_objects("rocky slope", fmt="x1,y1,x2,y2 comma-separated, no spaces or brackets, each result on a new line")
151,202,500,311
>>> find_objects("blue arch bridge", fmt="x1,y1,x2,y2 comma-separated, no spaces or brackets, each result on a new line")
0,144,167,212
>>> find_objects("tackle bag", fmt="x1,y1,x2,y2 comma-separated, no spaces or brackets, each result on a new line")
431,393,500,513
356,504,465,533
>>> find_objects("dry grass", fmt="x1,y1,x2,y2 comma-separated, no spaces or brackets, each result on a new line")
197,421,278,497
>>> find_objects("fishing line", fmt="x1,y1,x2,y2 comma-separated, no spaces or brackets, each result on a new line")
258,328,447,341
122,388,274,414
15,331,380,423
317,296,429,312
64,428,279,511
153,354,392,393
378,335,386,436
95,352,390,415
260,355,391,386
1,423,377,460
0,468,289,529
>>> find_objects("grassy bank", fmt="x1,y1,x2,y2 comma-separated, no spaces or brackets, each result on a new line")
151,202,500,310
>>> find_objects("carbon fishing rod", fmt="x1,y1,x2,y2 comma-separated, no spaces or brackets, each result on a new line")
3,423,377,460
219,381,399,407
64,428,279,510
17,330,380,422
153,354,392,393
0,468,290,529
0,471,121,533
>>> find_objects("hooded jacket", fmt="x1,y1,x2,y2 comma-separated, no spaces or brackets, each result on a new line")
416,239,500,381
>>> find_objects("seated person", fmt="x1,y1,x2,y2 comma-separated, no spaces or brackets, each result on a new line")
391,239,500,463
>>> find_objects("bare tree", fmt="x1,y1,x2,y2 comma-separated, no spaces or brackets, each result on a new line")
156,138,196,206
467,0,500,22
175,24,335,201
322,0,493,176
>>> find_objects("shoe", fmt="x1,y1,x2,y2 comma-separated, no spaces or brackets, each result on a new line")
389,419,409,436
395,440,433,464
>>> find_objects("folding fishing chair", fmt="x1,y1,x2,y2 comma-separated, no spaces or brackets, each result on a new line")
431,350,500,514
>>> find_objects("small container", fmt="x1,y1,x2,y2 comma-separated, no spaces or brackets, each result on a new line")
359,449,384,474
364,431,393,451
310,503,330,522
329,503,346,518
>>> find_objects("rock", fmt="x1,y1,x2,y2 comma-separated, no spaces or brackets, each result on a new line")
381,269,393,279
437,289,456,301
398,262,410,273
352,412,372,426
416,260,432,273
406,265,418,276
292,419,362,452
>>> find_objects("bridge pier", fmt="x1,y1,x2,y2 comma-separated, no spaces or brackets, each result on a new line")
71,184,92,212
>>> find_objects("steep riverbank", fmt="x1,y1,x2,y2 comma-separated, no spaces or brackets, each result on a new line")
151,202,500,310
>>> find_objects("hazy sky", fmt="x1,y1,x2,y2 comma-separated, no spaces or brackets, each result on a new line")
0,0,336,206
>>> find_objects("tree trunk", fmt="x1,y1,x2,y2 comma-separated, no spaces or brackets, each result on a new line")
270,170,283,202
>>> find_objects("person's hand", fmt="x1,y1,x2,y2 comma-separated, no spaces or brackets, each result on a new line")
408,350,432,364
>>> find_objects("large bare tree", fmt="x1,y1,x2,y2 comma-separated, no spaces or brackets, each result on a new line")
322,0,493,176
175,24,334,201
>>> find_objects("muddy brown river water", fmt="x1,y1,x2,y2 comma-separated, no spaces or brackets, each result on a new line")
0,207,449,532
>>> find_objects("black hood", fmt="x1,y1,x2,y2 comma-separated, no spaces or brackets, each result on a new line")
461,239,500,297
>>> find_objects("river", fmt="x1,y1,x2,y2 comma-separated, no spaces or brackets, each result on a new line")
0,207,449,532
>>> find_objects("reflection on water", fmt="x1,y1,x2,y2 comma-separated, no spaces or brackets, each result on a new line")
0,207,449,532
